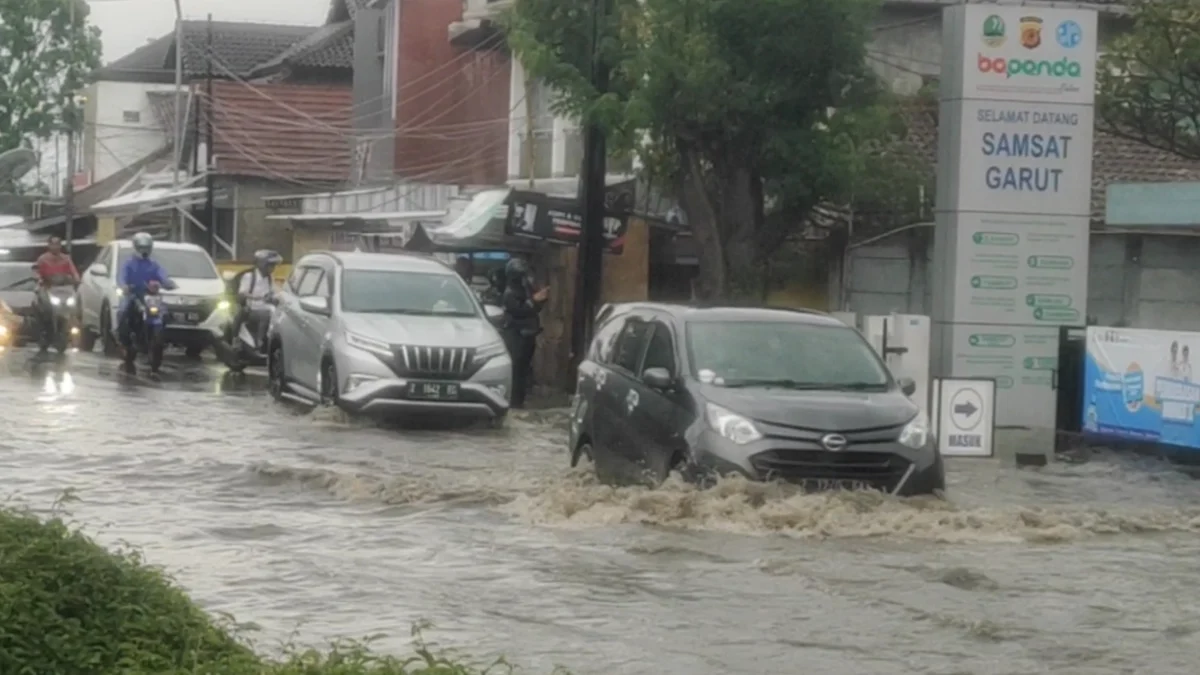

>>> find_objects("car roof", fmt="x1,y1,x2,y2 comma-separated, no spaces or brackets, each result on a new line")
315,251,455,275
600,302,847,327
112,239,208,253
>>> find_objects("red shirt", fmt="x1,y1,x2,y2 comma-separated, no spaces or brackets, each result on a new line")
36,252,78,282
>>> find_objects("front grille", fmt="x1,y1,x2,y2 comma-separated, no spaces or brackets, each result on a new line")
165,297,220,324
749,450,911,489
391,345,476,380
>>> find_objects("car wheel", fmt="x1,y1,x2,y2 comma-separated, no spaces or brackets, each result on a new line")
319,358,339,406
489,413,507,429
100,304,119,357
78,327,96,352
185,344,205,360
267,342,285,402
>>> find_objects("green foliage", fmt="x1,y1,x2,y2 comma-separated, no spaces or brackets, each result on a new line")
506,0,904,297
1097,0,1200,159
0,503,571,675
0,0,102,153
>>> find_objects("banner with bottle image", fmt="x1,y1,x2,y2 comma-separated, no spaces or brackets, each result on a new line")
1083,326,1200,451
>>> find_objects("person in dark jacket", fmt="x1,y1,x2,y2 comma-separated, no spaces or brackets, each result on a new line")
501,257,548,408
479,267,506,306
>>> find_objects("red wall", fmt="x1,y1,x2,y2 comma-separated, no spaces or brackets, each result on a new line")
394,0,510,186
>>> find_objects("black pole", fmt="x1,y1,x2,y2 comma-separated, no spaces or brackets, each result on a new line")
569,0,611,379
203,13,216,256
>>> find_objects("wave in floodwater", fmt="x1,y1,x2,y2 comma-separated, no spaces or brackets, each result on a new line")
246,456,1200,544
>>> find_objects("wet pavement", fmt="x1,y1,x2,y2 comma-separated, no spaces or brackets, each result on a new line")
2,347,1200,674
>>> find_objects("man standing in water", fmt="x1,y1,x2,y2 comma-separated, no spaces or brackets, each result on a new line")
501,257,548,409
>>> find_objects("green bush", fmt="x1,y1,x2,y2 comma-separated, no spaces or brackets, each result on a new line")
0,503,570,674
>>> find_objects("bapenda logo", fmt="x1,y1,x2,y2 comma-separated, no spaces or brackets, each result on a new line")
977,53,1082,79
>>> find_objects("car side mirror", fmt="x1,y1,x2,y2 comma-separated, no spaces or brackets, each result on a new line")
642,367,675,391
484,304,503,323
898,376,917,398
89,263,107,277
299,295,331,316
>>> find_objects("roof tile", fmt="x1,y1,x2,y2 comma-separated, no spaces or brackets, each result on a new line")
207,80,353,183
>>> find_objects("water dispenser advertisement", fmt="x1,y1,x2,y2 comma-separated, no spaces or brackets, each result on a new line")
1083,326,1200,451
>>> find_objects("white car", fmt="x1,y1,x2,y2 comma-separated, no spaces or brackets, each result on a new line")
78,240,233,357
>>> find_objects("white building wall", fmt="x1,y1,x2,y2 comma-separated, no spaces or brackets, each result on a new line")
86,81,178,185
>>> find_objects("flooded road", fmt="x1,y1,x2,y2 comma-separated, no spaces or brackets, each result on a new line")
2,349,1200,674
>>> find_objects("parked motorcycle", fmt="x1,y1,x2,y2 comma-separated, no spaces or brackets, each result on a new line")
213,294,277,373
37,275,80,354
124,281,168,373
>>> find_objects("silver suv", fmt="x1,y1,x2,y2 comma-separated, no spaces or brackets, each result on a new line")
267,251,512,423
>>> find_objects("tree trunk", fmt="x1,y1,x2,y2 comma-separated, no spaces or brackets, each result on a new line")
719,163,763,298
679,148,726,300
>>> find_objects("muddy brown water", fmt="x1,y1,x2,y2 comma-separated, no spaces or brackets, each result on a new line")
2,352,1199,674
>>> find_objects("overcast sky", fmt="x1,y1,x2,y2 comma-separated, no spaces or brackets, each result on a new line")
90,0,331,62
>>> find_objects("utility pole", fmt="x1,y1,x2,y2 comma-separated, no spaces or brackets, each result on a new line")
172,0,184,241
203,13,215,257
63,0,77,254
569,0,611,373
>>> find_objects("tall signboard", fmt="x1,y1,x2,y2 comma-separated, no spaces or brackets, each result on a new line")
933,6,1097,427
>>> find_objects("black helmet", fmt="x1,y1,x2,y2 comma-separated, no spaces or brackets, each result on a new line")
254,249,282,271
505,257,528,281
131,232,154,258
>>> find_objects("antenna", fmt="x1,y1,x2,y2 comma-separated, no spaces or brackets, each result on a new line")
0,148,37,187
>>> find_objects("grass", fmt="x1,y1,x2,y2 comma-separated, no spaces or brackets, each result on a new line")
0,498,572,674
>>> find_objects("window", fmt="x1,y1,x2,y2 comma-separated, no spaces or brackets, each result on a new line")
685,320,890,388
296,267,324,296
117,247,218,279
0,264,34,289
313,269,331,297
123,110,140,124
590,315,625,363
286,265,307,292
641,321,675,376
340,269,478,316
92,247,112,276
613,319,651,373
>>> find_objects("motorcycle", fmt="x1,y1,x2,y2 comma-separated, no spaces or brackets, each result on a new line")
213,293,277,373
37,275,80,354
124,281,169,373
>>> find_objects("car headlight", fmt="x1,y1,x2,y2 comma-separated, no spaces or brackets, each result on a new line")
216,298,231,312
0,324,8,336
705,403,763,445
50,296,61,306
898,410,931,449
115,287,123,297
65,296,75,307
474,339,508,363
345,332,392,357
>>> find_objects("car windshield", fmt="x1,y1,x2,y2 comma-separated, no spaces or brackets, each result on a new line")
118,248,217,279
0,264,33,289
341,269,479,317
686,320,891,389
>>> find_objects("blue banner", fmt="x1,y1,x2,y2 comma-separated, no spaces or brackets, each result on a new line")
1084,327,1200,450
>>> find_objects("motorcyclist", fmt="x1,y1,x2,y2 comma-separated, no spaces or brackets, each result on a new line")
500,257,548,409
117,232,176,359
32,236,80,352
479,267,505,306
232,249,282,348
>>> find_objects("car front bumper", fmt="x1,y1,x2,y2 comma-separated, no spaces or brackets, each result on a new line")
689,429,945,496
334,346,512,419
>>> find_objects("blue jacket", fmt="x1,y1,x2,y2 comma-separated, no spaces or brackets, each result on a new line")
118,257,173,297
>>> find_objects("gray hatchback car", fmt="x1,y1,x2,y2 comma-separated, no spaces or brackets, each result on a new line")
267,251,512,423
569,303,945,496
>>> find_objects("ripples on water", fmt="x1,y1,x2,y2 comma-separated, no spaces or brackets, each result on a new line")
2,355,1200,674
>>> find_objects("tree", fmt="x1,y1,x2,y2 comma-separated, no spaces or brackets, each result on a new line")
1097,0,1200,159
507,0,890,298
0,0,102,155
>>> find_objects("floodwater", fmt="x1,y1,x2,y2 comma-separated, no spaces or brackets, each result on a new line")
2,350,1200,674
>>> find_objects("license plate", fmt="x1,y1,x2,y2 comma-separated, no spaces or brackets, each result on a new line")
185,312,200,323
408,381,459,400
799,478,872,492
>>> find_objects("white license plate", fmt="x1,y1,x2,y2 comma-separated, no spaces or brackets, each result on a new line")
799,478,872,492
185,312,199,322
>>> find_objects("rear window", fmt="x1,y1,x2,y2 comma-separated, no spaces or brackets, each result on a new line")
117,247,217,279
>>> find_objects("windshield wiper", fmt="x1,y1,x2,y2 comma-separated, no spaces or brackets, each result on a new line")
357,309,432,315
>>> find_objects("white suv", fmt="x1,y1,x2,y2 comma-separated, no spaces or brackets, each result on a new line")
78,240,233,357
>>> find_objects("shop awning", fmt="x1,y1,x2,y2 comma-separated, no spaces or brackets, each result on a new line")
91,186,207,216
426,188,512,246
264,209,446,227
